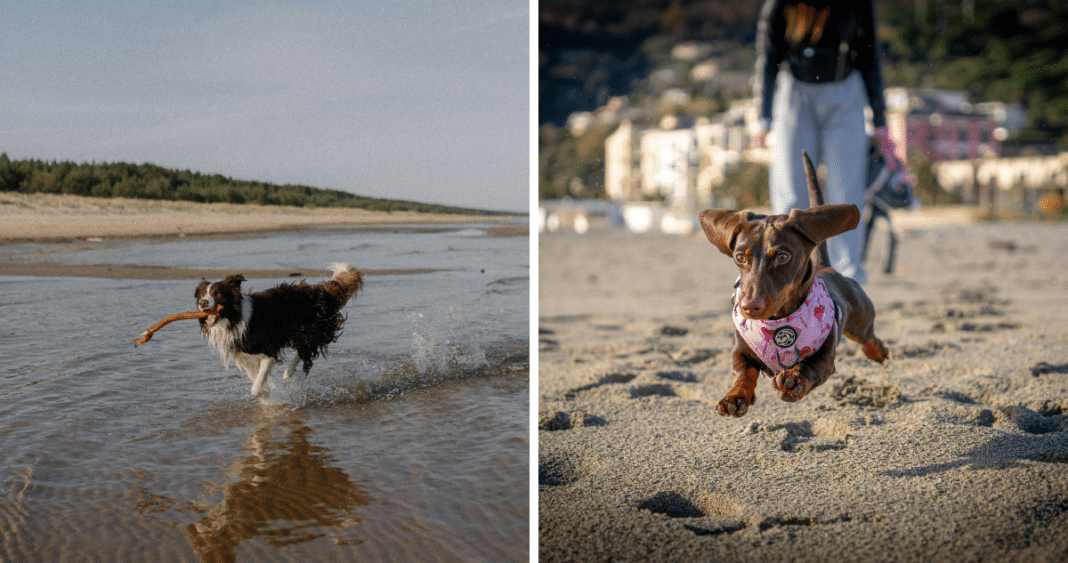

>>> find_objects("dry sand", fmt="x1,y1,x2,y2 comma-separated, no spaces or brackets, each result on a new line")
539,214,1068,562
0,192,523,243
0,193,525,279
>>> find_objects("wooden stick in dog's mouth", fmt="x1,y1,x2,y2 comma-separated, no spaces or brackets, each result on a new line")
134,304,223,347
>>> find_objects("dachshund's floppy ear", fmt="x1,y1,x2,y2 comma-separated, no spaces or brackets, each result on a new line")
785,204,860,247
699,209,754,256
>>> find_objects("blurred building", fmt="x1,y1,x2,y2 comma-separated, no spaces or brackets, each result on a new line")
884,89,1063,213
933,153,1068,209
884,87,1025,164
607,87,1028,204
604,99,756,208
601,87,1057,228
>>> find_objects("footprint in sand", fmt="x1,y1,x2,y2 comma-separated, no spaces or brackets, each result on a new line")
741,418,852,452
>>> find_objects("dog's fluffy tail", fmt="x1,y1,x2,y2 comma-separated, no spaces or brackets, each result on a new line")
802,151,831,270
326,262,364,304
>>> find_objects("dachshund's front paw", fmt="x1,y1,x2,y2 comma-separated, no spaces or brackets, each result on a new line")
773,366,816,402
716,391,755,417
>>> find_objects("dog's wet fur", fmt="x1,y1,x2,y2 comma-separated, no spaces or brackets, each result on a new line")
194,263,363,396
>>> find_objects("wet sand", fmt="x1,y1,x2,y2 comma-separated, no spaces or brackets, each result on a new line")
539,215,1068,562
0,192,526,279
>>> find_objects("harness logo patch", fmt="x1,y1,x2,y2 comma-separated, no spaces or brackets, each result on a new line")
773,326,798,348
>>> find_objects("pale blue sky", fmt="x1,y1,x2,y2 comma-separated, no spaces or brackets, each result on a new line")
0,1,529,212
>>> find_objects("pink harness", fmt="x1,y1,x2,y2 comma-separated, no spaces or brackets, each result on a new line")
732,277,841,376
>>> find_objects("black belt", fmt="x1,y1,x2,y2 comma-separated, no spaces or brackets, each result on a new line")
788,45,852,83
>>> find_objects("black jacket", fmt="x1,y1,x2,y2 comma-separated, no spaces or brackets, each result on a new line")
754,0,887,128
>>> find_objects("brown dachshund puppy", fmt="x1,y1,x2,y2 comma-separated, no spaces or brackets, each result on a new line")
699,152,887,417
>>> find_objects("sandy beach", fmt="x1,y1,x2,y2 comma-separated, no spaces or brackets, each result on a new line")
0,193,525,278
539,215,1068,562
0,192,524,243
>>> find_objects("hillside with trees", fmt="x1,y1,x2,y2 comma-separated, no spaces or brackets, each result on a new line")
0,154,507,215
539,0,1068,200
881,1,1068,147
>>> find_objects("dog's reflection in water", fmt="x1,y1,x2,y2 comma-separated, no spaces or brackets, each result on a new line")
185,422,371,562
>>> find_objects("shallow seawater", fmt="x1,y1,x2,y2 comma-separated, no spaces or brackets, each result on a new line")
0,222,529,562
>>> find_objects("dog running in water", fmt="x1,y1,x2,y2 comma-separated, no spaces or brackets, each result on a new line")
195,263,363,396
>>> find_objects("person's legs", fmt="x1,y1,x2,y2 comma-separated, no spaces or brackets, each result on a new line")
769,69,818,215
817,72,869,282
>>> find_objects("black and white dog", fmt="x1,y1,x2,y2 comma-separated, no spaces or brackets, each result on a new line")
194,263,364,396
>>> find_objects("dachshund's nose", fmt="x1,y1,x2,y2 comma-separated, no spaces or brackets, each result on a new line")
739,297,766,318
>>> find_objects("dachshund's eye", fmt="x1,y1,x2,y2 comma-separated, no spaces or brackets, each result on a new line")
734,252,746,264
775,251,791,264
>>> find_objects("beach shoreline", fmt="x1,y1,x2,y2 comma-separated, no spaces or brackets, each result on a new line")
0,192,525,244
0,192,526,279
0,263,447,280
539,220,1068,562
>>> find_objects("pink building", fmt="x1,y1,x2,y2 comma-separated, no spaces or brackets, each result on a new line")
883,87,1023,165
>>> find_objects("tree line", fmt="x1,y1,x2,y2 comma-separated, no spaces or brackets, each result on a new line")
0,154,504,215
881,0,1068,147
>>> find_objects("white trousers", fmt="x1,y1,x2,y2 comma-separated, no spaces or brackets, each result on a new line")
769,69,869,283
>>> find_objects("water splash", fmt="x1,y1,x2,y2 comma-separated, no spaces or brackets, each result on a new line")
260,304,516,407
409,305,488,377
